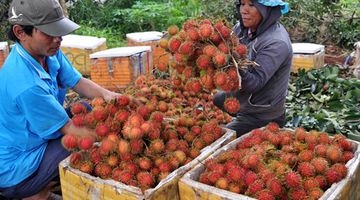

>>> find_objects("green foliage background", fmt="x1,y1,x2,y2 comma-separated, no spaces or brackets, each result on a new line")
0,0,12,41
0,0,358,48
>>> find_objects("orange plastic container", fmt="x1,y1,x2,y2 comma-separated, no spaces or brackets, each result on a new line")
89,46,152,91
61,34,107,76
0,42,9,68
126,31,170,68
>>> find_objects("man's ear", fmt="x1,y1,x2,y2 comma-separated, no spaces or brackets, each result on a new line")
13,25,26,41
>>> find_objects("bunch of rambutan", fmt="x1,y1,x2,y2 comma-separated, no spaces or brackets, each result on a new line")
159,19,250,114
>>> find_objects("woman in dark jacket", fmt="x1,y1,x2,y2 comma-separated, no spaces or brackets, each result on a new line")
214,0,293,137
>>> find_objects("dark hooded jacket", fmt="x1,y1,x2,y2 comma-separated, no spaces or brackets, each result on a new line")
232,0,293,120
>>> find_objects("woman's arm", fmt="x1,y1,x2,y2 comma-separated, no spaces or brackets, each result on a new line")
240,39,291,93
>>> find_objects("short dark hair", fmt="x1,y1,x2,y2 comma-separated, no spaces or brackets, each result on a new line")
7,25,34,42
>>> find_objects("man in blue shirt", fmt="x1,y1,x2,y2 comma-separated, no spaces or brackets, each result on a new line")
0,0,120,199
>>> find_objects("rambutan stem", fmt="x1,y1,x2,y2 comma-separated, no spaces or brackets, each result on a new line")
231,56,242,90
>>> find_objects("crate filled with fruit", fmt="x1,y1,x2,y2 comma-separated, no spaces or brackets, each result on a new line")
59,94,235,200
179,123,360,200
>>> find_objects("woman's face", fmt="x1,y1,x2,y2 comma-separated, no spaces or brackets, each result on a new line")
240,0,262,32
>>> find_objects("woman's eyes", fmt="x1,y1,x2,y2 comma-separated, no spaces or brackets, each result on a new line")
240,3,255,6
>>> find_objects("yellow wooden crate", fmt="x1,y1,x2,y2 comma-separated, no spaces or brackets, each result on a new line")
61,34,107,76
292,51,325,73
179,128,360,200
89,46,153,92
292,43,325,73
59,128,236,200
0,42,9,68
126,32,170,69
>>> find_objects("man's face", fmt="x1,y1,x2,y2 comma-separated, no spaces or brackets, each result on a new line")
22,28,62,59
240,0,262,32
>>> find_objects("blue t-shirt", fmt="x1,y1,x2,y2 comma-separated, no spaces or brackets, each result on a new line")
0,43,81,187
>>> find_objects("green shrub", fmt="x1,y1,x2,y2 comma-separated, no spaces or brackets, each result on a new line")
73,25,126,48
199,0,237,25
282,0,359,48
68,0,201,47
0,0,11,41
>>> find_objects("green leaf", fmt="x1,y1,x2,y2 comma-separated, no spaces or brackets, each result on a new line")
344,113,360,121
327,101,344,111
307,71,317,80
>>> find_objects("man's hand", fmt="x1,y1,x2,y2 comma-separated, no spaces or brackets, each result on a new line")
103,91,121,102
60,120,97,139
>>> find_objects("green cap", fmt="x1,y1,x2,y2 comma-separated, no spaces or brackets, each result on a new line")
8,0,80,37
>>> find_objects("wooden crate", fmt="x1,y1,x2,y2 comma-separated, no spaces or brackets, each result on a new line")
0,42,9,68
179,128,360,200
292,43,325,73
126,31,170,69
89,46,153,91
325,53,348,65
61,34,107,76
59,128,236,200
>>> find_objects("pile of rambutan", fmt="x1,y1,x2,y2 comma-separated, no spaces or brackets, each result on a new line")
159,18,250,114
62,95,228,192
197,122,354,200
124,74,233,124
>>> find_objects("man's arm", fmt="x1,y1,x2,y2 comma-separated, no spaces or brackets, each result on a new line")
73,77,119,101
59,119,97,138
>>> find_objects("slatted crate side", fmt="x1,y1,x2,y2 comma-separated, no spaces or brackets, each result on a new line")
127,38,169,68
0,44,9,68
90,57,134,91
0,50,6,67
62,42,107,76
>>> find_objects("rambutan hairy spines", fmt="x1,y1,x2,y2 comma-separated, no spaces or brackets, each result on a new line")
223,97,241,114
199,23,214,39
158,38,168,49
168,37,182,53
246,180,265,196
285,171,302,188
71,102,87,115
203,45,217,57
326,145,343,163
62,134,78,150
182,19,198,31
178,41,195,55
167,25,179,36
187,28,200,41
288,188,307,200
213,71,228,88
156,62,168,72
309,188,324,199
72,114,85,127
235,43,247,57
196,54,211,70
325,169,342,185
297,162,315,177
212,52,228,67
217,42,229,54
311,157,329,174
78,136,94,151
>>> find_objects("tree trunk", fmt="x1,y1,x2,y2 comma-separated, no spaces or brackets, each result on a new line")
59,0,68,18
